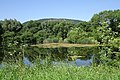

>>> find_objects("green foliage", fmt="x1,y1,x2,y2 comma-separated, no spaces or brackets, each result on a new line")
66,28,96,44
0,64,120,80
95,22,120,66
96,22,114,44
2,31,15,43
34,30,48,43
0,18,94,44
1,19,23,45
2,19,22,32
21,19,77,44
91,10,120,35
0,23,3,43
21,31,35,44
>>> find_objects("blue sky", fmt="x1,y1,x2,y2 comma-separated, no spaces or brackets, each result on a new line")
0,0,120,22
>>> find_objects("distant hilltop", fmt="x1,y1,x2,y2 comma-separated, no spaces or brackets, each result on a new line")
39,18,83,22
24,18,84,24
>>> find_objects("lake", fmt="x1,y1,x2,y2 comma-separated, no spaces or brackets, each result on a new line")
0,45,100,67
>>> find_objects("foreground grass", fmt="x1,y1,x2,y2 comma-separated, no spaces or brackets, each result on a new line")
0,64,120,80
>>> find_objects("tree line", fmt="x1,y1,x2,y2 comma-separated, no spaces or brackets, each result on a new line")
0,10,119,45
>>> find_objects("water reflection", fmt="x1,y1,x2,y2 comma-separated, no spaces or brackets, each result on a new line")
0,46,99,67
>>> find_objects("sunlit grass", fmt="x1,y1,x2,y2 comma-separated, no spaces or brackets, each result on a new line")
0,64,119,80
31,43,100,48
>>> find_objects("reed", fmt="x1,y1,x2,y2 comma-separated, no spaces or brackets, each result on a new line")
0,63,119,80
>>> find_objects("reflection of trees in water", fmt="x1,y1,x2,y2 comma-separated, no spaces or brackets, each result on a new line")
0,48,4,63
25,47,68,62
25,47,98,62
67,47,99,60
24,46,39,63
1,46,22,63
0,46,99,64
48,47,68,61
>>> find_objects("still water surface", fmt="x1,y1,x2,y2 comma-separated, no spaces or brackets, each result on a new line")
0,46,99,67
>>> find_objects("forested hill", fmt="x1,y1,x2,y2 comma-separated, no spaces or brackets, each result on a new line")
29,18,83,23
0,10,120,45
23,18,84,26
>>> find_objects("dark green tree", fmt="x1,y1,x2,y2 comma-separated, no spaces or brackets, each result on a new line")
0,23,3,44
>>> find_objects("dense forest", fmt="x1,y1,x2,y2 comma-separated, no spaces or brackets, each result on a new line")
0,10,120,45
0,10,120,66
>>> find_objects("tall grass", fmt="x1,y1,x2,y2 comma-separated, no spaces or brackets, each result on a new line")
0,63,119,80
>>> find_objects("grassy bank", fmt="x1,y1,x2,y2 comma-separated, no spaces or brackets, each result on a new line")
0,64,120,80
31,43,100,48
